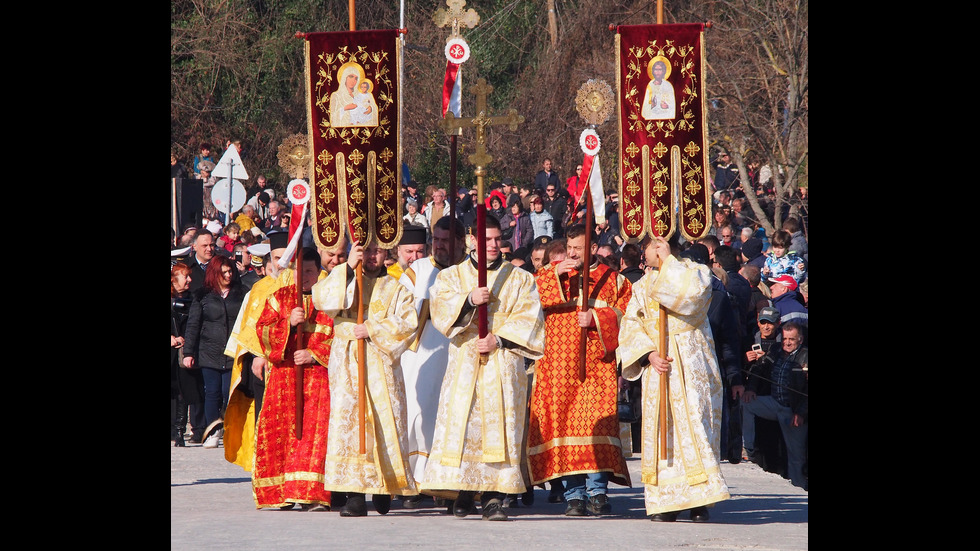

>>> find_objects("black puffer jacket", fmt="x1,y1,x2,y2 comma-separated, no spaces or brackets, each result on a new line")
183,284,246,371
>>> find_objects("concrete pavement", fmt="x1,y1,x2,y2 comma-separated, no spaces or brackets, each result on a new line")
172,443,807,550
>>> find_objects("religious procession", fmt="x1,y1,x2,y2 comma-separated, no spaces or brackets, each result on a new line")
171,0,808,539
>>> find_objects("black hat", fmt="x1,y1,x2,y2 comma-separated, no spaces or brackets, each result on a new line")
742,238,763,260
400,224,427,245
532,235,552,248
758,306,780,324
502,177,514,186
268,230,290,251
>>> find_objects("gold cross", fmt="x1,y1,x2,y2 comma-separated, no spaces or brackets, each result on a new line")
434,0,480,37
441,78,524,168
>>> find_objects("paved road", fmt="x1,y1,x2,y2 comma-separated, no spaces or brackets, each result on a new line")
172,443,807,550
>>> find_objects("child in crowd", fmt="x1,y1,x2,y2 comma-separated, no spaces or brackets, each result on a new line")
218,222,242,253
761,230,806,283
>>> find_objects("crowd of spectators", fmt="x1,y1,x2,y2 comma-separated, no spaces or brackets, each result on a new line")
171,150,808,490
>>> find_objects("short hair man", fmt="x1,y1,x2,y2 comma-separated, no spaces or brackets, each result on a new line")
528,223,633,517
318,234,349,274
188,230,216,291
528,236,552,273
421,214,546,521
619,243,644,284
251,247,335,510
741,321,808,490
312,236,421,516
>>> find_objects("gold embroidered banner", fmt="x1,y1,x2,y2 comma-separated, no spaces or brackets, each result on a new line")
616,24,710,242
304,29,403,250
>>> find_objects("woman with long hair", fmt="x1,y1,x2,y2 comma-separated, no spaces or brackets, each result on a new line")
182,256,246,448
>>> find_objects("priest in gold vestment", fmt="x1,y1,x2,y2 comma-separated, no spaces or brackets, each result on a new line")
222,232,292,473
617,236,730,522
311,239,420,517
527,224,632,517
420,216,545,521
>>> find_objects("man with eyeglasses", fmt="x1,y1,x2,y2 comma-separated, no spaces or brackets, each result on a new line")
741,320,807,490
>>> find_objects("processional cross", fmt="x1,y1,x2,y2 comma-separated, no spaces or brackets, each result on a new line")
441,78,524,178
434,0,479,38
439,77,524,353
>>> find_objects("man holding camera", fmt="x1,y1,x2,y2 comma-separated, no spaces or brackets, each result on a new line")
741,319,808,491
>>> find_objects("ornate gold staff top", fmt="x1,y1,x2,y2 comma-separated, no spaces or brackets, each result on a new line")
278,133,312,180
434,0,479,39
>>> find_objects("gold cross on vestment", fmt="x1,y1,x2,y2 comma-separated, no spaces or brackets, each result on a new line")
441,78,524,168
434,0,480,37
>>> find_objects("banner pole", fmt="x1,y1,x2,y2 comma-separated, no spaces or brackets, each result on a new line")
654,0,670,462
346,0,368,457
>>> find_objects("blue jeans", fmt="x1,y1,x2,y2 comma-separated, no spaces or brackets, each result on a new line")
201,367,232,426
742,395,808,489
562,472,609,502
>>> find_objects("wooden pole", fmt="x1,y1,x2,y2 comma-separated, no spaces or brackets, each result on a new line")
294,245,305,440
356,262,367,454
449,134,458,260
578,181,592,382
655,0,669,459
348,1,368,456
475,167,488,344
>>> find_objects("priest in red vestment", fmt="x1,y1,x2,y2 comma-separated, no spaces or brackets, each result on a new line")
527,224,632,517
252,248,335,510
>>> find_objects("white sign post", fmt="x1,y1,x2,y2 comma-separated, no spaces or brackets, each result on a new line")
212,146,250,222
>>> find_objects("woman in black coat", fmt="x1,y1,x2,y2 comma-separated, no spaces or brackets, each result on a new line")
171,262,204,446
182,256,246,445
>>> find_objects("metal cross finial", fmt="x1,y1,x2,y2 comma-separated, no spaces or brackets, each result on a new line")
434,0,480,38
440,78,524,168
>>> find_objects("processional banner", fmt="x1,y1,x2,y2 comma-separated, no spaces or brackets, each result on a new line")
304,29,403,250
616,24,710,242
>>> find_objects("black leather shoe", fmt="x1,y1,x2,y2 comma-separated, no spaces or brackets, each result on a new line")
402,495,426,509
340,493,367,517
522,488,535,506
565,499,588,517
372,494,391,515
650,511,679,522
689,506,709,522
482,499,508,521
453,492,475,518
587,494,612,515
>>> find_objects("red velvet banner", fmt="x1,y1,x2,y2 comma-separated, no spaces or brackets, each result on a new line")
616,24,710,242
304,29,402,250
